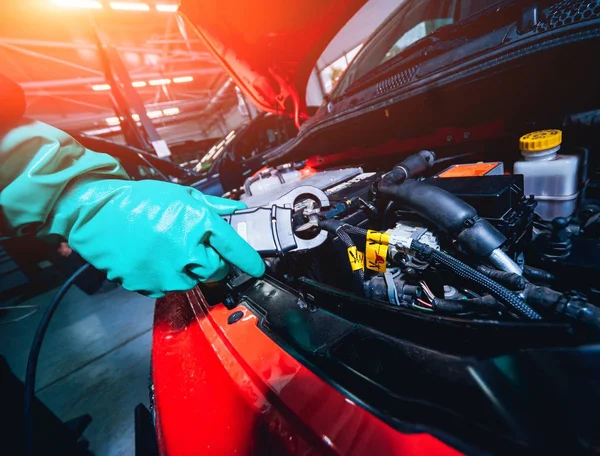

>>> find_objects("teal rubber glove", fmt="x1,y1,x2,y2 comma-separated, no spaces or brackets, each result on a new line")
1,118,265,297
46,179,264,297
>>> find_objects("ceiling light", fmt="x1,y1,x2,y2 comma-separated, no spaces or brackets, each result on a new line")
83,126,122,135
146,110,163,119
109,2,150,11
148,78,171,86
162,107,180,116
132,114,140,121
156,4,177,12
172,76,193,83
105,117,121,125
131,81,147,88
53,0,103,8
91,84,111,91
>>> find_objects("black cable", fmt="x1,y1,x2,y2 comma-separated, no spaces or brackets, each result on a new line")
317,220,366,292
335,226,365,292
382,200,395,230
24,263,92,456
411,241,542,320
318,220,540,318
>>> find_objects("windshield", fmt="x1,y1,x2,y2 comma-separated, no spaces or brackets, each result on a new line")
333,0,503,96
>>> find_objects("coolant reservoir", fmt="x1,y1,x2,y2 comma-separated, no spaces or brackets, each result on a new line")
513,129,579,221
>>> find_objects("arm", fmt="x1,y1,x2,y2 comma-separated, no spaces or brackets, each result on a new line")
0,118,128,235
0,119,264,297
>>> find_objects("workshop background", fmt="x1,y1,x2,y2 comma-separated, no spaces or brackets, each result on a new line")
0,0,398,454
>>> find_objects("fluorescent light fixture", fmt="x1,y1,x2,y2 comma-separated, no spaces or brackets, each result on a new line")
53,0,103,8
146,110,163,119
91,83,111,91
148,78,171,86
109,2,150,11
162,107,180,116
131,81,147,88
172,76,193,83
105,117,121,126
156,4,177,12
83,126,122,135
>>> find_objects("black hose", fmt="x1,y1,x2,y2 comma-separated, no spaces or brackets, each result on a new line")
524,285,600,331
433,295,501,314
523,265,555,283
411,241,542,320
377,150,436,191
477,265,527,291
376,150,435,231
25,263,92,456
378,179,506,258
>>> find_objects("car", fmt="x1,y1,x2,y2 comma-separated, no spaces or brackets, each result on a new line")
150,0,600,454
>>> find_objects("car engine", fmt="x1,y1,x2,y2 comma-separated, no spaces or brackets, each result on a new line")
229,129,600,333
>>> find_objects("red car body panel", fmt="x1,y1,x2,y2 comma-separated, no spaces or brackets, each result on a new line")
152,288,462,455
179,0,367,124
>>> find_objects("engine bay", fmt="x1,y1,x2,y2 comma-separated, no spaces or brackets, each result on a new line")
213,124,600,452
230,127,600,332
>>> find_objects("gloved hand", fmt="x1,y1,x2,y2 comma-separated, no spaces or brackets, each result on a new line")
45,178,265,297
1,117,264,297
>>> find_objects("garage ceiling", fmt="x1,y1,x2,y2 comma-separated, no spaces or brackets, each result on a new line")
0,0,236,139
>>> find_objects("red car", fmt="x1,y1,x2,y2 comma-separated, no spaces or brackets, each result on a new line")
151,0,600,454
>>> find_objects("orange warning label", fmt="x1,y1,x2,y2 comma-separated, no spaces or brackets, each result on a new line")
438,162,499,178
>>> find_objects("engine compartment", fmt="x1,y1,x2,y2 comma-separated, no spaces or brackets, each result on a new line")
238,128,600,331
212,121,600,453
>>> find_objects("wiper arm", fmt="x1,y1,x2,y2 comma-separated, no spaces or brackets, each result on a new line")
346,27,460,94
395,27,449,61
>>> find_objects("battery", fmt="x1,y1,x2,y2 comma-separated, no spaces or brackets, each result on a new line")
425,174,522,219
437,161,504,178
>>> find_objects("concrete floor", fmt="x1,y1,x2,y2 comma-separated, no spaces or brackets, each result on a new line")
0,281,155,455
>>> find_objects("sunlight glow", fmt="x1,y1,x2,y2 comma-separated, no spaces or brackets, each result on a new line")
156,4,178,12
109,2,150,11
53,0,103,9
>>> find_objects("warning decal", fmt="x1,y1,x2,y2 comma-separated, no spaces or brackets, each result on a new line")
347,247,364,271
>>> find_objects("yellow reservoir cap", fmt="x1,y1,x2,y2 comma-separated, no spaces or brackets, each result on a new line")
519,129,562,152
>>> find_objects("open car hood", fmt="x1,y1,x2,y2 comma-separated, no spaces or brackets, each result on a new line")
179,0,367,124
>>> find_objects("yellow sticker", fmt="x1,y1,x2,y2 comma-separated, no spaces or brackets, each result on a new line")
347,247,364,271
367,230,390,245
366,242,387,272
